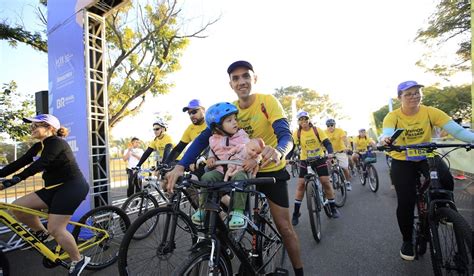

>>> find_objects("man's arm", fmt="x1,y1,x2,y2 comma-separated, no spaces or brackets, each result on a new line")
136,147,154,167
164,141,188,164
177,128,212,168
272,118,293,159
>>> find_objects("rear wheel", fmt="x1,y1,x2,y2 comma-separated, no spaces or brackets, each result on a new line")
305,180,322,242
121,192,160,239
174,249,232,276
429,207,472,276
366,165,379,192
72,206,130,270
331,170,347,207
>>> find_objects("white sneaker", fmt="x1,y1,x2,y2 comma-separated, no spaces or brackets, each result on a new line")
345,182,352,191
68,255,91,275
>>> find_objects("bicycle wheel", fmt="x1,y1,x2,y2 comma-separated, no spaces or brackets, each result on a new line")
305,180,322,242
429,207,472,276
0,250,10,276
172,249,232,276
331,170,347,207
255,208,285,274
366,165,379,192
118,207,198,276
72,205,130,270
358,165,366,185
121,192,160,239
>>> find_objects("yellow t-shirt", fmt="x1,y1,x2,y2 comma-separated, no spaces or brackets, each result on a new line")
233,93,287,172
353,136,373,152
293,126,328,160
148,133,175,160
383,105,451,161
325,127,347,152
180,123,207,143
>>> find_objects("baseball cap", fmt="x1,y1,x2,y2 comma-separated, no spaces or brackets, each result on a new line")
227,60,254,75
297,111,310,120
23,114,61,129
182,99,202,112
397,81,424,93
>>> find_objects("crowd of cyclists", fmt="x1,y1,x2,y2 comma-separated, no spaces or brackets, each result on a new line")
0,60,473,275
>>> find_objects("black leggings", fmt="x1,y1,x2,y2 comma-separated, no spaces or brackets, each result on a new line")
391,157,453,242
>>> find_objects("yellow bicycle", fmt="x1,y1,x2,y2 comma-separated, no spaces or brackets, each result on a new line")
0,187,130,275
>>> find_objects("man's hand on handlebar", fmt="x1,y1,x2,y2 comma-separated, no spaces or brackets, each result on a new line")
165,165,185,193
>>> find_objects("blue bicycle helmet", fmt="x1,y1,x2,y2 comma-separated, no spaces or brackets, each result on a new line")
205,102,239,129
326,118,336,126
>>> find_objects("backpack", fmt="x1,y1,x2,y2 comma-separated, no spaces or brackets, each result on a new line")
297,126,322,145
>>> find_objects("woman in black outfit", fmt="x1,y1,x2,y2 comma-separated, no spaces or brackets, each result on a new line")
0,114,90,275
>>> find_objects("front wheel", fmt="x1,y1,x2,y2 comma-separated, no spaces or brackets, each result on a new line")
173,249,233,276
366,165,379,192
429,207,472,276
72,205,131,270
255,211,285,274
357,164,366,185
121,192,160,239
331,170,347,207
305,180,322,242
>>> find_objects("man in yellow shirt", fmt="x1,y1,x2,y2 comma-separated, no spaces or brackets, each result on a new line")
351,128,376,166
325,119,352,191
164,99,207,173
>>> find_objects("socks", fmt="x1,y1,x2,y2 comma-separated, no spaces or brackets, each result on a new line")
294,267,304,276
293,199,302,214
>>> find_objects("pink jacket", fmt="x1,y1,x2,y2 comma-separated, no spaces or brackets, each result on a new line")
208,129,250,174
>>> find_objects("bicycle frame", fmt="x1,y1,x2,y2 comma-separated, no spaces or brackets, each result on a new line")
0,202,109,267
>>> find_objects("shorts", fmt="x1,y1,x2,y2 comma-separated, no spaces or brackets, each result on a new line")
255,168,290,208
299,158,329,178
335,152,349,169
36,177,89,215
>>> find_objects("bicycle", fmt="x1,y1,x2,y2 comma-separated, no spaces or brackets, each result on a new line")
303,156,334,243
289,148,300,178
379,142,473,275
329,157,347,207
355,146,379,192
0,178,130,275
172,175,286,276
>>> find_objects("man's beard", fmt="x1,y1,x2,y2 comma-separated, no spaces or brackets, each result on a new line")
192,117,204,125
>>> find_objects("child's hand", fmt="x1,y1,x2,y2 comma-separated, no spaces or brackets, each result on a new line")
206,157,216,168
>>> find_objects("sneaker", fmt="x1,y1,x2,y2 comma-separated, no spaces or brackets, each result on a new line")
345,182,352,191
292,213,301,226
330,205,340,219
191,209,205,224
228,210,247,230
68,255,91,275
22,230,54,250
400,241,415,261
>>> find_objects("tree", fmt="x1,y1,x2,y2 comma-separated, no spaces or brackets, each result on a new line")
415,0,471,77
372,84,471,131
0,81,35,141
273,86,344,123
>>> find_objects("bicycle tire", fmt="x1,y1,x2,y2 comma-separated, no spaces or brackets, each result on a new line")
118,207,198,276
331,170,347,207
358,165,366,185
121,192,160,239
255,209,285,274
429,207,472,276
305,179,322,242
0,250,10,276
172,249,233,276
366,165,379,192
72,205,130,270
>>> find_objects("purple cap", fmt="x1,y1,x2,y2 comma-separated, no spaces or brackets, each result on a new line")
297,111,309,119
182,99,202,112
227,60,253,75
23,114,61,129
397,81,424,93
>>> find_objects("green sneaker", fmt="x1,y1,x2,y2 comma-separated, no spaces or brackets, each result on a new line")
191,209,204,224
229,210,247,230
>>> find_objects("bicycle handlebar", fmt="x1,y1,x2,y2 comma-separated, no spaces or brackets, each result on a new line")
179,176,276,191
377,143,474,152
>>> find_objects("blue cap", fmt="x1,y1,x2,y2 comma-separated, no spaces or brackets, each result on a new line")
23,114,61,129
182,99,202,112
227,60,253,75
397,81,424,93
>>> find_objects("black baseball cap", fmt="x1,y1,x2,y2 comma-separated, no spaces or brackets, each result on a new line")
227,60,253,75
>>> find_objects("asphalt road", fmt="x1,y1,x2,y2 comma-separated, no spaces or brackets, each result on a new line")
6,155,473,275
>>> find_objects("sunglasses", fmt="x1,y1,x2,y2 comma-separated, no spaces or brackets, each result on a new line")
188,109,199,115
298,117,309,121
327,124,335,127
153,128,161,131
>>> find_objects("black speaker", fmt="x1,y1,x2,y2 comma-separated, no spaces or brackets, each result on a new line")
35,90,49,115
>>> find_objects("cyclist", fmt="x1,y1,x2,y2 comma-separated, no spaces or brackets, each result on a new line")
135,118,174,169
325,118,352,191
0,114,90,275
291,111,339,226
164,99,207,172
351,128,376,167
380,80,474,261
166,60,304,276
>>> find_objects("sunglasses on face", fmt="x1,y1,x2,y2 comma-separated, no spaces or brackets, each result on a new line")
327,124,335,127
153,128,161,131
298,117,309,121
188,109,199,115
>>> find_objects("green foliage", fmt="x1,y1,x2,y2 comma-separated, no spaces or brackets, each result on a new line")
372,85,471,131
0,81,35,141
415,0,471,76
273,86,344,123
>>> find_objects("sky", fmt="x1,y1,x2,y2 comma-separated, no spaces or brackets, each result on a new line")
0,0,470,143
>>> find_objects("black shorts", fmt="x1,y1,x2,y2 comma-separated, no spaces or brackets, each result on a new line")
255,168,290,208
298,158,329,178
36,177,89,215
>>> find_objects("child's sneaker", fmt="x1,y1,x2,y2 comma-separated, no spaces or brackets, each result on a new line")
191,209,205,224
229,210,247,230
